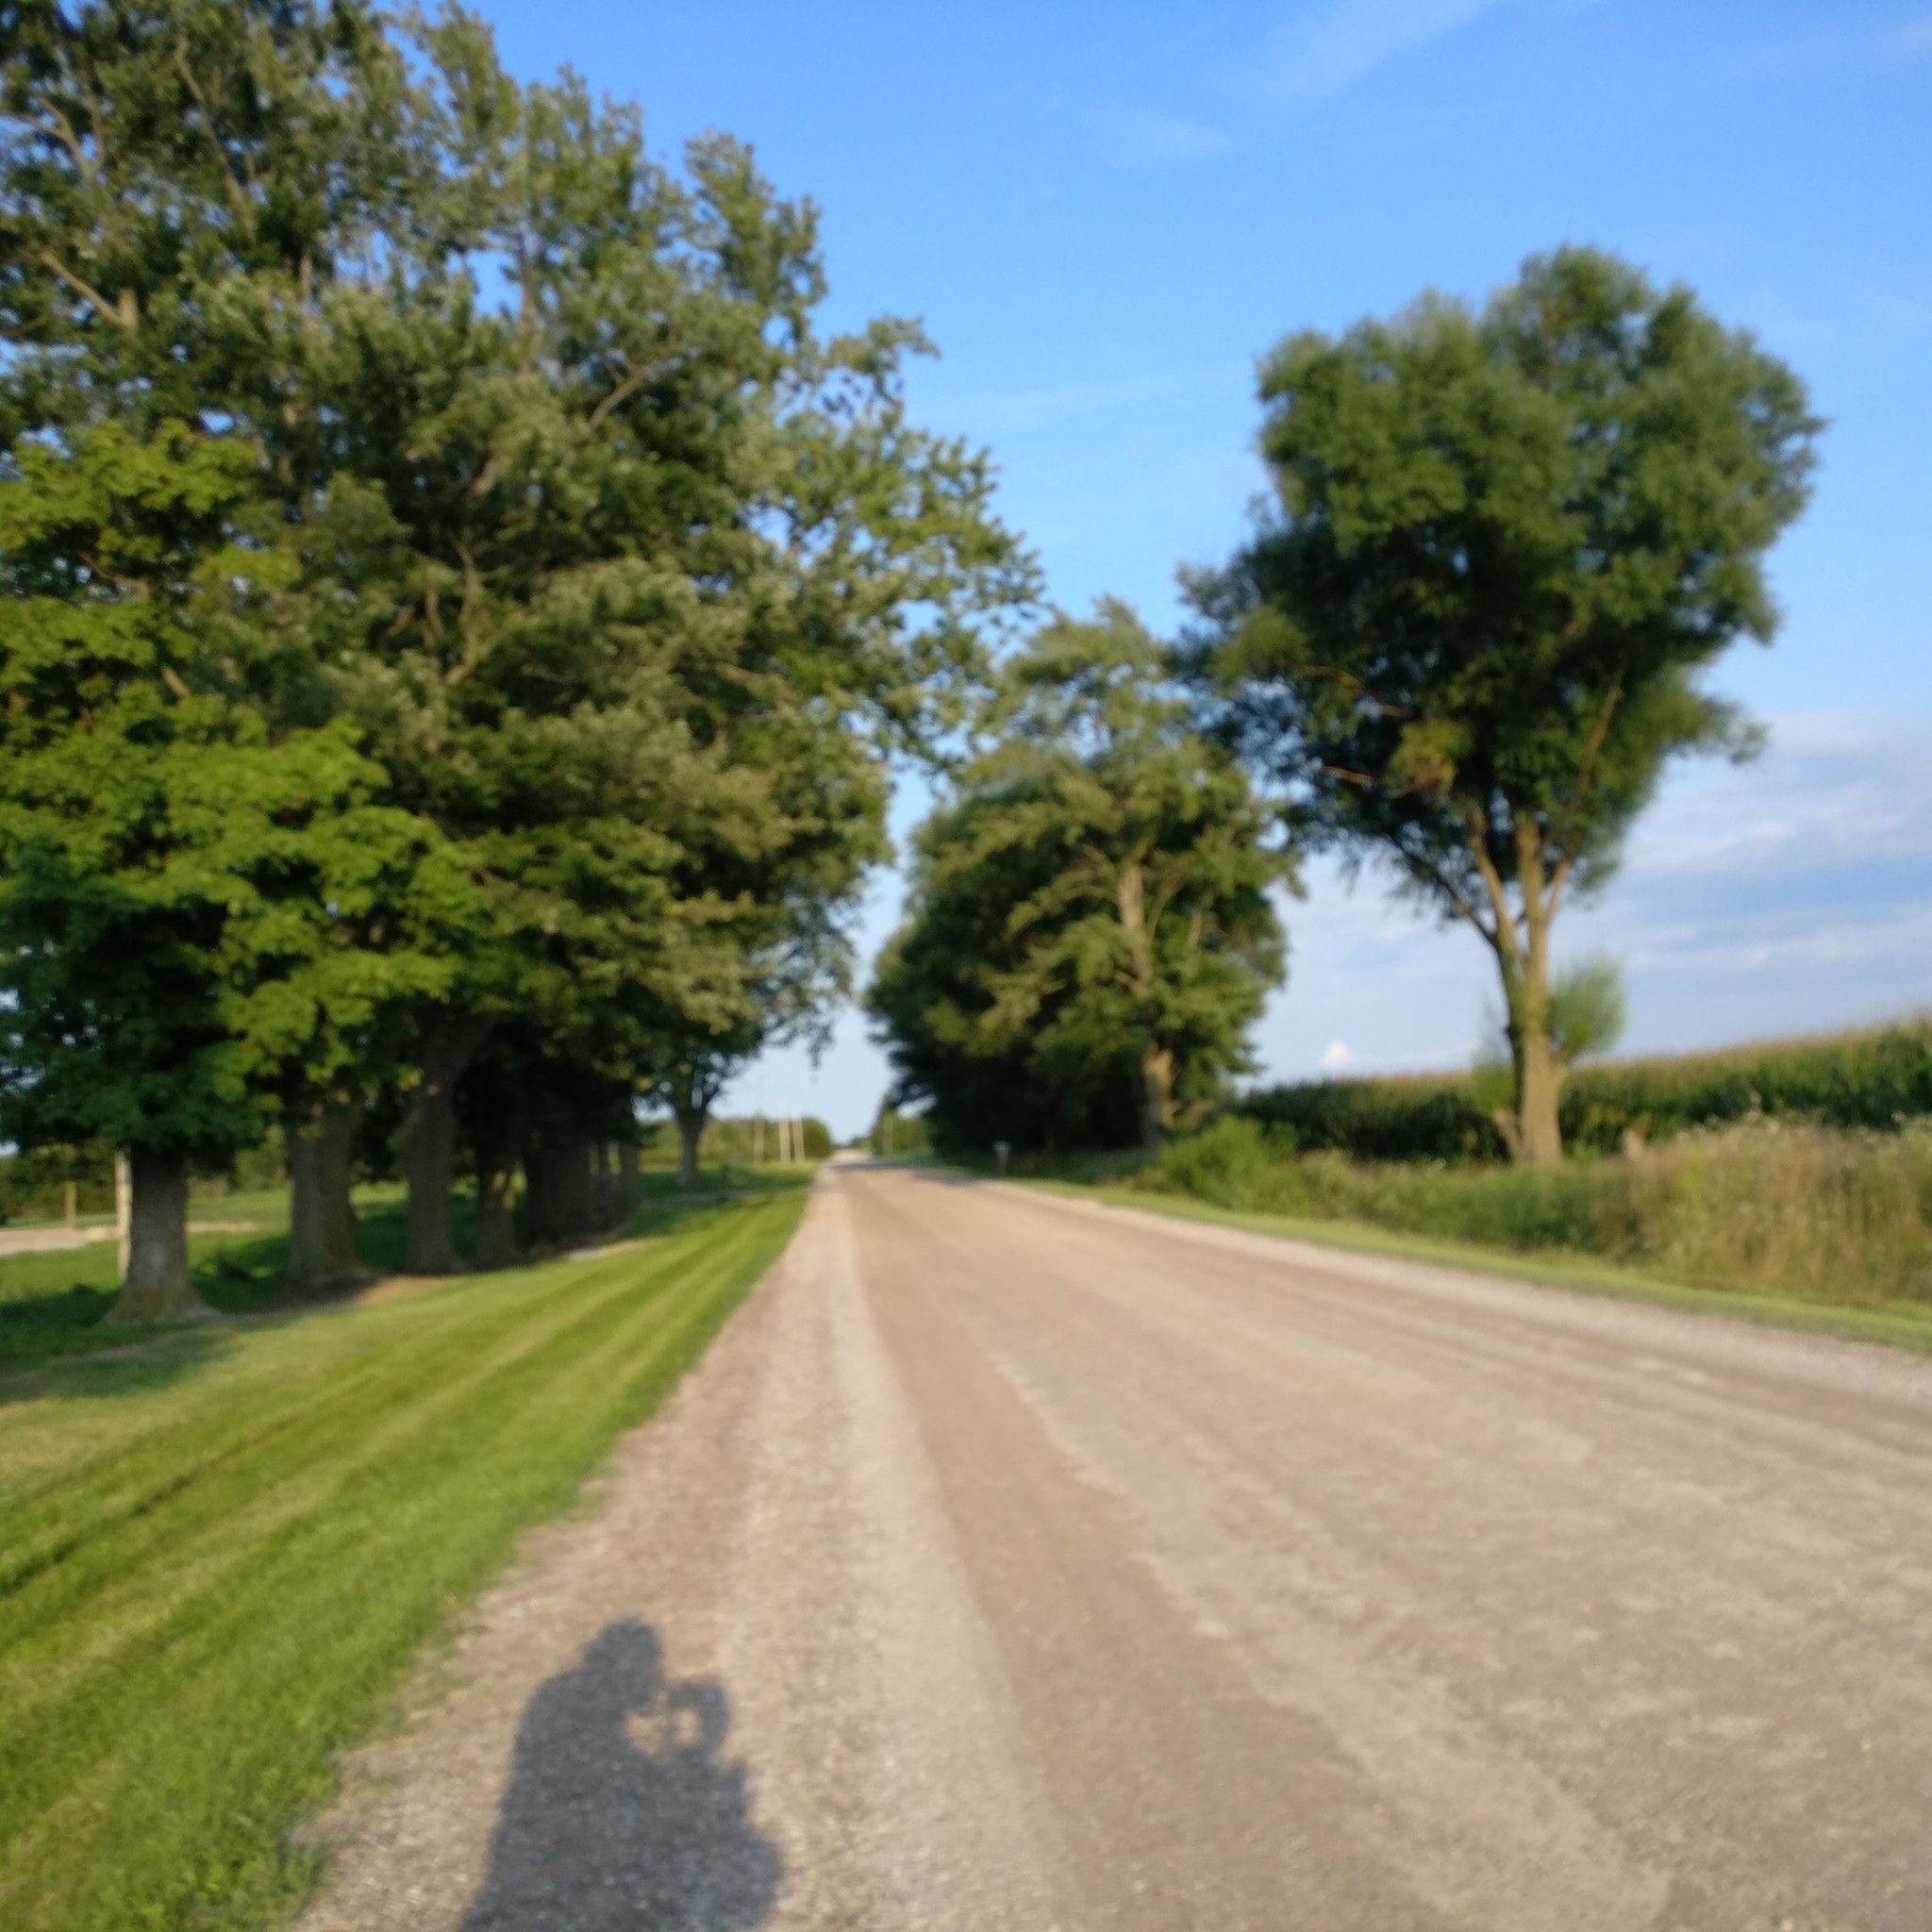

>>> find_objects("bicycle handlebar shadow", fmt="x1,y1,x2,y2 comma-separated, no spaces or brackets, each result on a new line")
461,1619,780,1931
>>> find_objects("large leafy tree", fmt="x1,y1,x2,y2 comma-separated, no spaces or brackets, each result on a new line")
0,423,356,1316
1190,249,1819,1164
871,602,1291,1154
0,0,472,1295
3,2,1029,1297
311,58,1024,1265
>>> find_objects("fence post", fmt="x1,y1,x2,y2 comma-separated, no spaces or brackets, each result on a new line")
113,1152,132,1280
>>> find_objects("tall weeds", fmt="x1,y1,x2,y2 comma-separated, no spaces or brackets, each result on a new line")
1131,1116,1932,1307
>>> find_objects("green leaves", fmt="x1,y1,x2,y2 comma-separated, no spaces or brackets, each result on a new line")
871,603,1292,1153
1205,246,1819,922
1195,246,1820,1160
0,3,1026,1220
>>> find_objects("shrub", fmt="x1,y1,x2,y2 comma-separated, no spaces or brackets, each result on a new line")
1146,1116,1296,1209
1131,1115,1932,1306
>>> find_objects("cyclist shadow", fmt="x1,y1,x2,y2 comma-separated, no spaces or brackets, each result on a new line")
462,1619,780,1931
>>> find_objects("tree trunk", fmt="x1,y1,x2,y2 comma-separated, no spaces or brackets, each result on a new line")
524,1134,596,1246
675,1105,706,1190
1513,1023,1564,1167
521,1135,558,1247
108,1150,206,1323
1502,931,1564,1167
472,1110,521,1270
618,1139,640,1207
286,1100,364,1295
1140,1042,1175,1153
474,1165,519,1269
560,1135,596,1238
403,1022,482,1274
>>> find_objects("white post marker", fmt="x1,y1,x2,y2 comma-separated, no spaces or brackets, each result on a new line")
994,1140,1011,1175
113,1152,132,1281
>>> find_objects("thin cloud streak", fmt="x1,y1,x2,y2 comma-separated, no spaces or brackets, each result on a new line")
1248,0,1507,104
1086,105,1236,165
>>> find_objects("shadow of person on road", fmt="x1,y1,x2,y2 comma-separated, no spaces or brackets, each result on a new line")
462,1620,780,1931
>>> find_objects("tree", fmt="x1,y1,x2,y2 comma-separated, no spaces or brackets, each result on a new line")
3,4,1028,1294
870,601,1292,1154
1474,953,1626,1158
2,0,468,1297
308,61,1022,1263
0,425,274,1317
1190,248,1819,1164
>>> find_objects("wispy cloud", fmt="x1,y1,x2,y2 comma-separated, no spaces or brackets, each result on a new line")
1618,712,1932,883
1248,0,1507,104
1255,708,1932,1081
1892,12,1932,56
1085,105,1235,165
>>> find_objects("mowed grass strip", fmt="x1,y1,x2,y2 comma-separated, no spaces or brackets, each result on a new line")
0,1186,807,1932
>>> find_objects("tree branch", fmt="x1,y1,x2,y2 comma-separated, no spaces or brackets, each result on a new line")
1544,670,1625,916
172,35,255,234
22,104,95,180
34,248,137,332
1461,805,1523,974
583,359,653,437
441,539,491,688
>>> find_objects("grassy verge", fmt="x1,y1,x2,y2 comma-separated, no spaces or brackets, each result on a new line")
0,1167,808,1366
1009,1174,1932,1353
0,1180,808,1932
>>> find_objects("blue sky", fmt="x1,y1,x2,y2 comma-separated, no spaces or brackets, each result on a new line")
481,0,1932,1137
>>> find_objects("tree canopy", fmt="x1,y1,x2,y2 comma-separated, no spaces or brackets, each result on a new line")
870,602,1292,1155
1189,247,1819,1163
0,0,1031,1307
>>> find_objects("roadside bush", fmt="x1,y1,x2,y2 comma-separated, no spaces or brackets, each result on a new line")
1149,1116,1296,1209
1130,1116,1932,1306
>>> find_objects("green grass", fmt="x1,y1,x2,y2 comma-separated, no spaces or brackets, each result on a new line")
0,1180,808,1932
0,1189,400,1366
1012,1174,1932,1353
0,1168,809,1367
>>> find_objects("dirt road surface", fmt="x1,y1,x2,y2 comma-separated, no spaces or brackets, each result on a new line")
302,1161,1932,1931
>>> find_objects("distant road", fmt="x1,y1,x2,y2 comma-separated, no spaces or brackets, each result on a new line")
308,1161,1932,1931
0,1217,255,1258
0,1223,115,1258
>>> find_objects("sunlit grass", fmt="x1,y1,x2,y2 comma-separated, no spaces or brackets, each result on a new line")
0,1182,807,1932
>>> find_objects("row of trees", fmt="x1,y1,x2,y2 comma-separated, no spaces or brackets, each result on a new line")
0,1,1028,1314
872,249,1818,1164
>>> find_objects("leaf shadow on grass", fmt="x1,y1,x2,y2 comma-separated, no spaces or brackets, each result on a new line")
0,1324,235,1409
461,1620,781,1932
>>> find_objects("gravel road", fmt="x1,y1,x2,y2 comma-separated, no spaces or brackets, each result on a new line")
301,1160,1932,1931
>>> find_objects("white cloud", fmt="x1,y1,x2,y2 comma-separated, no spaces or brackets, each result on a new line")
1085,105,1235,165
1319,1039,1359,1071
1248,0,1507,104
1617,711,1932,882
1251,708,1932,1084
